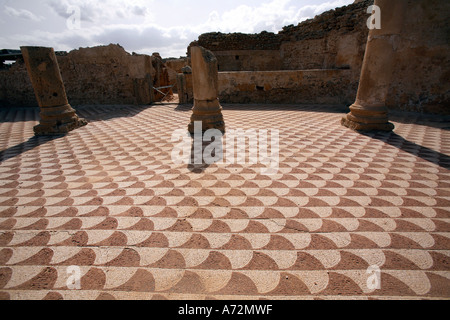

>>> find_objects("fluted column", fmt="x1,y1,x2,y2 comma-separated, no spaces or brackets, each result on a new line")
188,46,225,134
21,46,87,136
341,0,408,131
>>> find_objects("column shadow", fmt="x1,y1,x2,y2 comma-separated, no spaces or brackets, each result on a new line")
187,133,223,174
0,135,63,163
361,131,450,170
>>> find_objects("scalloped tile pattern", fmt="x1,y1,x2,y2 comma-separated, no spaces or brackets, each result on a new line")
0,104,449,300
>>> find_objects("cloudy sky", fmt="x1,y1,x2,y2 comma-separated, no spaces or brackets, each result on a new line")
0,0,353,58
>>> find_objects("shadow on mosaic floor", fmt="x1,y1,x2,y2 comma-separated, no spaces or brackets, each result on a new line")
0,135,62,163
363,131,450,170
0,105,154,123
1,105,448,170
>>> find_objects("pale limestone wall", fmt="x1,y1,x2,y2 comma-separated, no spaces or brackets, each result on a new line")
0,44,155,107
217,70,356,105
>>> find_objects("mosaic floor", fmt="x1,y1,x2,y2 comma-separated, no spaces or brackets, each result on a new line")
0,103,449,300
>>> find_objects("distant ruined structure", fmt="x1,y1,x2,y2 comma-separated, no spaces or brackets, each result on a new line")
182,0,449,115
0,44,172,107
0,0,449,126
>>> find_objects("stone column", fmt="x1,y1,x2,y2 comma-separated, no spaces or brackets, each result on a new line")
341,0,408,131
21,46,87,136
188,46,225,134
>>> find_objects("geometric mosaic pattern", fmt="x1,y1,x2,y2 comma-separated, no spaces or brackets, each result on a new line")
0,103,449,300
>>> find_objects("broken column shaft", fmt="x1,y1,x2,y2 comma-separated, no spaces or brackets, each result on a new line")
188,46,225,134
341,0,407,132
21,46,87,136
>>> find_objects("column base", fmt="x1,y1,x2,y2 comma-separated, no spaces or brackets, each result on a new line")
188,100,225,134
341,115,394,132
34,104,88,136
34,119,88,136
188,113,225,134
341,102,394,132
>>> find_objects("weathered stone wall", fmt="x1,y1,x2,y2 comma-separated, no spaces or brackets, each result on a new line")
219,70,355,105
213,50,282,72
189,31,281,52
385,0,450,114
165,57,189,93
183,1,371,106
177,72,193,104
188,32,282,72
188,1,372,74
279,0,371,73
277,0,449,114
59,44,154,105
185,0,449,114
2,0,448,114
0,44,157,107
0,59,36,107
179,69,355,105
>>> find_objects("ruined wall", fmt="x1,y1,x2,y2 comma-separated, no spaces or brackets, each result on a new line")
190,31,281,52
188,1,371,74
188,32,282,72
183,1,373,107
385,0,450,114
279,0,371,74
178,69,355,105
213,50,282,72
0,44,157,107
151,53,173,101
0,59,36,107
184,0,449,114
59,44,154,105
219,70,355,105
165,57,189,93
276,0,449,114
177,69,193,104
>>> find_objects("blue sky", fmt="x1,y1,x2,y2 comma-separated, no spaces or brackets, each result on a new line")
0,0,354,58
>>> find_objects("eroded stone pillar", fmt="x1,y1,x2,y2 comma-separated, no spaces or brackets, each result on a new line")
188,46,225,134
21,46,87,136
341,0,408,131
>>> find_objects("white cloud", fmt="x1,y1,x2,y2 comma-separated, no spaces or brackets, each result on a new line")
293,0,353,21
4,5,44,22
196,0,354,34
1,0,354,58
2,21,192,58
46,0,152,23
